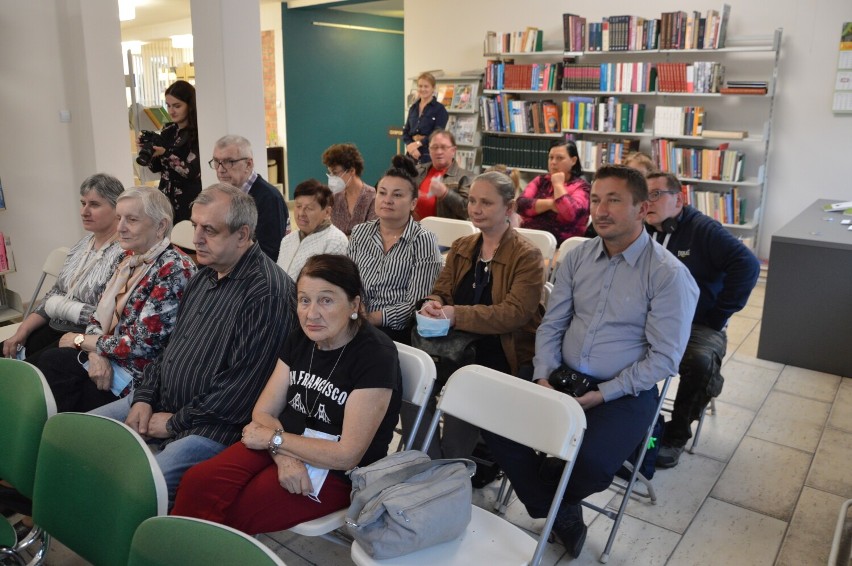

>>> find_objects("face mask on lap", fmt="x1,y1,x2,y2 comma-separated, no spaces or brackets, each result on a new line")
415,311,451,338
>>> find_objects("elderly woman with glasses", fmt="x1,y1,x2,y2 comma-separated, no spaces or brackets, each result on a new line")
34,186,196,413
412,129,474,221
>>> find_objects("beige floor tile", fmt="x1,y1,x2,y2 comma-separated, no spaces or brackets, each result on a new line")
774,365,841,403
725,315,758,348
716,357,780,411
775,486,848,566
806,427,852,499
668,498,786,566
622,453,725,534
689,400,756,462
560,513,680,566
747,391,831,453
731,349,785,372
737,304,764,320
266,530,354,565
258,533,317,566
732,323,762,357
712,436,811,521
828,378,852,433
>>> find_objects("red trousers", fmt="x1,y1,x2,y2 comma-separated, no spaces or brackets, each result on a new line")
170,442,352,535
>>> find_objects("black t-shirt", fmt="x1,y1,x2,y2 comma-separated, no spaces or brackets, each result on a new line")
278,323,402,472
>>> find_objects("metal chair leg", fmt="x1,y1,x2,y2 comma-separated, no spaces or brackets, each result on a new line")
688,397,716,454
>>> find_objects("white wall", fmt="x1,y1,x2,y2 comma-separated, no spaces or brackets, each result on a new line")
404,0,852,260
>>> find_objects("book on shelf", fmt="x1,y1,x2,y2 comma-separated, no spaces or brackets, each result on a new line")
437,84,455,107
651,138,745,181
484,28,543,54
719,86,767,95
562,97,646,134
481,133,555,170
701,129,747,139
656,62,724,93
450,83,477,111
562,13,587,51
654,106,705,136
683,185,746,225
0,233,15,273
569,138,640,171
543,102,561,134
447,114,478,145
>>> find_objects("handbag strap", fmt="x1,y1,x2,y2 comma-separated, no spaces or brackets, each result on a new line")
346,457,475,527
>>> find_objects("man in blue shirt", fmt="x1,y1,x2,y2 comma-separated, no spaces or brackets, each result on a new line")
645,172,760,468
483,165,698,558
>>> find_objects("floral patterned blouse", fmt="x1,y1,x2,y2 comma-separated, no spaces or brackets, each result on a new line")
148,122,202,223
87,246,196,382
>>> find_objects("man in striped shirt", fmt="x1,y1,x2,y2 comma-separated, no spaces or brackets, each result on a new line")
92,184,296,503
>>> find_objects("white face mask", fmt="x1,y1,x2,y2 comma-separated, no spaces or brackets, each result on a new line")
326,172,348,194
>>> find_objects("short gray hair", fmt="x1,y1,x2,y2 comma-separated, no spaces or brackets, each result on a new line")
472,171,516,205
80,173,124,208
214,135,253,158
192,183,258,236
117,186,174,236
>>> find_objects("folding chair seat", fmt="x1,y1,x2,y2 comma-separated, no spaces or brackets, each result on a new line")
170,220,196,251
30,413,168,566
419,217,477,250
549,236,589,283
0,247,69,343
0,359,57,564
283,342,436,543
350,364,586,566
515,227,557,279
128,516,286,566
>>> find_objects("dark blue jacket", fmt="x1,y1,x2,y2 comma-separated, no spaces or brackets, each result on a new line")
402,97,449,164
249,174,288,261
647,205,760,331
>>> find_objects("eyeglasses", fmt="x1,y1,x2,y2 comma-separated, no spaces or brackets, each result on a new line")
648,190,680,202
428,145,454,151
208,157,248,170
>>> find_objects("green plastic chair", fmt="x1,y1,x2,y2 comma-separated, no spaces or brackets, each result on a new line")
0,358,56,562
128,516,286,566
30,413,168,566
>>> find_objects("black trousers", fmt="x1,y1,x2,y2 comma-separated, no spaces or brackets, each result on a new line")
34,347,119,413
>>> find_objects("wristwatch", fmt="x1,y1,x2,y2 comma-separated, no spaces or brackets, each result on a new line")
268,428,285,456
73,334,85,350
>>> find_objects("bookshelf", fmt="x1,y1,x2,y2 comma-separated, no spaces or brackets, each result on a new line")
479,24,783,250
433,75,483,172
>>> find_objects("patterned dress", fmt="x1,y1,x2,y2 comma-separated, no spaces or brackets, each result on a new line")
147,122,202,222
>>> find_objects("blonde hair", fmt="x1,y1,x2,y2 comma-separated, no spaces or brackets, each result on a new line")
417,72,437,88
486,165,521,197
624,152,656,177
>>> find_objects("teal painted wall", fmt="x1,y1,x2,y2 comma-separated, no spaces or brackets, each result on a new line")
282,8,403,195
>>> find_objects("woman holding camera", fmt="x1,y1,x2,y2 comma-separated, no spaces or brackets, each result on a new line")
143,80,202,223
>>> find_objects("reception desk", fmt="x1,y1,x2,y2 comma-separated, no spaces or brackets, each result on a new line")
758,199,852,376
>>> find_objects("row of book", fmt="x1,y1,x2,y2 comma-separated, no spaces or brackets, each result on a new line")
483,28,543,54
436,83,478,112
481,134,555,171
654,105,705,137
480,95,561,135
485,61,724,94
652,138,745,182
0,233,15,273
683,186,748,225
563,5,731,52
572,139,641,172
562,97,647,134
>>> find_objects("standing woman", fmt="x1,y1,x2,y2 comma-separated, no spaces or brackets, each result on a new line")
402,72,449,164
348,155,442,344
516,141,591,245
144,80,202,223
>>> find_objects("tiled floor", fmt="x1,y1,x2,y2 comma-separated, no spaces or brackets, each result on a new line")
26,282,852,564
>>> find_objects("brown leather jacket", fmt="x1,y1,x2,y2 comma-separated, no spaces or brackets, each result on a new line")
426,228,544,375
415,160,475,220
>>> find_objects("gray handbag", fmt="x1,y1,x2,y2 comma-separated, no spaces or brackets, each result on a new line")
344,450,476,559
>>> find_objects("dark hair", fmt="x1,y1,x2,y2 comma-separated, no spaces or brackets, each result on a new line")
164,80,197,131
592,164,649,204
294,178,333,209
298,254,365,324
428,129,456,148
550,140,583,178
380,154,419,199
322,143,365,177
645,171,681,193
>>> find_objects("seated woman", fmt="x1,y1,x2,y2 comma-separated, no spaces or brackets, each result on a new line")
410,171,544,459
516,140,590,245
323,143,376,236
171,254,402,534
277,179,348,280
34,186,196,413
348,155,442,344
2,173,125,364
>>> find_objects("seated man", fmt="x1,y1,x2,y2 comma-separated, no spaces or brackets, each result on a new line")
645,172,760,468
483,165,698,558
92,184,296,503
413,129,473,221
210,135,288,260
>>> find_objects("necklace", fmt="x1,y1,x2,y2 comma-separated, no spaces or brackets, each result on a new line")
303,341,348,419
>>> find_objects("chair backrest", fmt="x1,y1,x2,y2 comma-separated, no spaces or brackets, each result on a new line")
0,359,57,498
32,413,168,566
515,227,557,272
128,516,286,566
420,217,477,248
542,281,554,308
170,220,196,251
22,246,70,318
395,342,436,449
550,236,589,282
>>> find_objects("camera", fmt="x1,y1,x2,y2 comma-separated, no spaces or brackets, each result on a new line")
136,130,164,167
548,366,592,398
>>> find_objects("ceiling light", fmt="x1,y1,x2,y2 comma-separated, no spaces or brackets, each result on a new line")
118,0,135,22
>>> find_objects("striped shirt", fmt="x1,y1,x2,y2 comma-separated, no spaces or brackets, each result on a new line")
348,218,442,331
133,244,296,447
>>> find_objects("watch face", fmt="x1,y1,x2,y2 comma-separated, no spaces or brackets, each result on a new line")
272,434,283,447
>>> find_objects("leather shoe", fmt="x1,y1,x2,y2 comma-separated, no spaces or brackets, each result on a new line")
656,444,684,468
552,504,586,558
